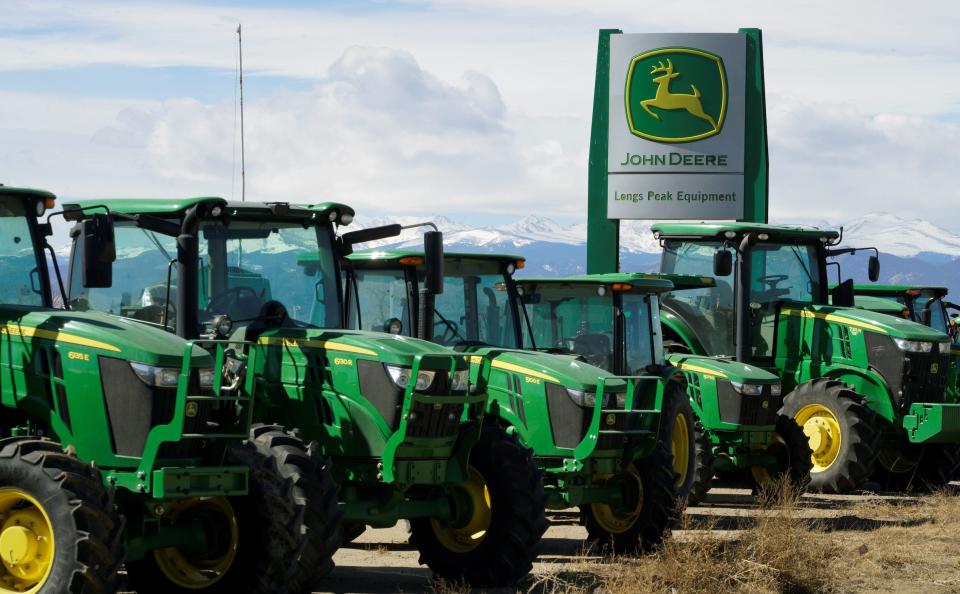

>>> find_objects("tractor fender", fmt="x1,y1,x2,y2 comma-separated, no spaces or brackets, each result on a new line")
810,364,897,424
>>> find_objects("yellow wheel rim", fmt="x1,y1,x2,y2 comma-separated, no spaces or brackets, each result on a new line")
794,404,842,473
431,467,492,553
153,497,239,590
590,465,644,535
671,413,691,487
0,488,56,594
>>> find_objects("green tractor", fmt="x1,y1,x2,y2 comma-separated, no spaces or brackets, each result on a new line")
341,250,676,551
63,198,547,587
651,222,960,492
847,285,960,402
513,273,812,501
1,186,340,594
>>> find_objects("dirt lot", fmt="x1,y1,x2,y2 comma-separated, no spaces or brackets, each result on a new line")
319,482,960,594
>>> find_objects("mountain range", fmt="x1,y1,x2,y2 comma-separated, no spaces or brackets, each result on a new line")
349,212,960,296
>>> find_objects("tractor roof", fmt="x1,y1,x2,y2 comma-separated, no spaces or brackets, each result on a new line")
852,284,949,298
63,197,354,223
651,221,839,241
0,185,56,203
344,250,526,265
515,273,675,294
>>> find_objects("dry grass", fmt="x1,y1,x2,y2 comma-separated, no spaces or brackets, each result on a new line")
531,482,960,594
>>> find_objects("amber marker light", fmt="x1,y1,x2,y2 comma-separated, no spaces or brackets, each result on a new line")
399,257,424,265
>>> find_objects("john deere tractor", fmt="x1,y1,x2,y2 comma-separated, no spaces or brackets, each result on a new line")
513,273,811,502
342,250,675,552
64,198,546,587
651,222,960,492
0,186,339,594
847,285,960,403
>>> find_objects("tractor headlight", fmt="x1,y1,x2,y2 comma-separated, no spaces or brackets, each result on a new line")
938,341,951,355
565,388,609,408
770,383,782,397
450,369,470,392
730,381,765,396
385,364,437,391
198,368,216,388
130,362,181,388
615,392,628,408
893,338,935,353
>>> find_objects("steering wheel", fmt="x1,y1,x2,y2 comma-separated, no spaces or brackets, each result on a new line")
207,286,264,319
758,274,789,290
433,314,463,345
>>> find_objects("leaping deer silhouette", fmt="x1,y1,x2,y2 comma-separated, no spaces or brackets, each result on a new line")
640,59,717,131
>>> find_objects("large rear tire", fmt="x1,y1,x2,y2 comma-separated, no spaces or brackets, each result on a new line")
873,443,960,492
749,415,813,492
0,437,124,594
659,383,714,505
581,441,677,555
409,424,547,587
127,424,342,594
780,379,880,493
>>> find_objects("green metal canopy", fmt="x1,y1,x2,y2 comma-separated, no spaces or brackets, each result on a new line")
63,197,355,222
516,273,675,294
651,221,839,241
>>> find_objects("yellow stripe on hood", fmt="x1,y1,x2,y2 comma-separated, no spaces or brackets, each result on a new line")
0,325,121,353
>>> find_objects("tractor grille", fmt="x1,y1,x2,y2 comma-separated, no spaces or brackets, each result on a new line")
866,333,949,411
717,381,780,426
405,401,462,438
100,357,177,457
545,383,587,449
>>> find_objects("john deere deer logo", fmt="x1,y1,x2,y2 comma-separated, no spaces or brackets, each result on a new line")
625,47,727,143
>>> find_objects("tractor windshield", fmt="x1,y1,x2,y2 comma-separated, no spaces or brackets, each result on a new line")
200,220,340,328
911,292,949,335
346,267,411,335
70,221,179,326
426,258,519,348
0,199,45,307
747,243,821,358
519,284,619,372
660,240,735,355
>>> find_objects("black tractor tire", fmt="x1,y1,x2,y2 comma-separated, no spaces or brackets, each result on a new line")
581,441,678,555
409,424,548,587
0,437,125,594
779,379,880,493
873,443,960,492
659,382,714,505
749,415,814,493
127,424,342,594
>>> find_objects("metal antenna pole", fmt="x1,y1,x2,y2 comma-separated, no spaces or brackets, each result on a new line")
237,23,246,202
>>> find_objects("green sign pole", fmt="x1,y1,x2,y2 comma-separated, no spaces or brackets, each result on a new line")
587,29,622,274
739,27,769,223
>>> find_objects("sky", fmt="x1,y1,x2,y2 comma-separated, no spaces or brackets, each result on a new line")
1,0,958,234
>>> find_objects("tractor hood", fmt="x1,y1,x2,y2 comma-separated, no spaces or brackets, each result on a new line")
783,303,948,342
0,306,212,367
666,353,779,384
465,346,624,392
257,327,465,366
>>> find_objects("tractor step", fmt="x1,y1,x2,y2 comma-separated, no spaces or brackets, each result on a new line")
903,403,960,444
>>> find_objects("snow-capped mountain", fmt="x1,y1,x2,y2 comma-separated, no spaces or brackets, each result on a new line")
347,211,960,295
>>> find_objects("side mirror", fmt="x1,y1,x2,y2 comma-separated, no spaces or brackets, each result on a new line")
81,214,116,288
422,230,444,295
713,250,733,277
868,255,880,282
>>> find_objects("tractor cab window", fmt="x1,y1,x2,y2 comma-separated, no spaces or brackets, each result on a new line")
912,292,949,335
200,221,340,329
426,259,518,348
520,284,615,372
660,240,735,356
345,267,411,335
622,293,661,372
69,221,179,328
0,200,44,307
747,243,821,359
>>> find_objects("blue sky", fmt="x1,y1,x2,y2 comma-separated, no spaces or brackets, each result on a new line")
1,0,958,235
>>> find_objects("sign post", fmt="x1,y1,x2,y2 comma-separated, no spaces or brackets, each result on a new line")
586,28,768,273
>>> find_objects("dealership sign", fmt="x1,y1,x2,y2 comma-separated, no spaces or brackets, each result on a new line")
587,28,769,272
